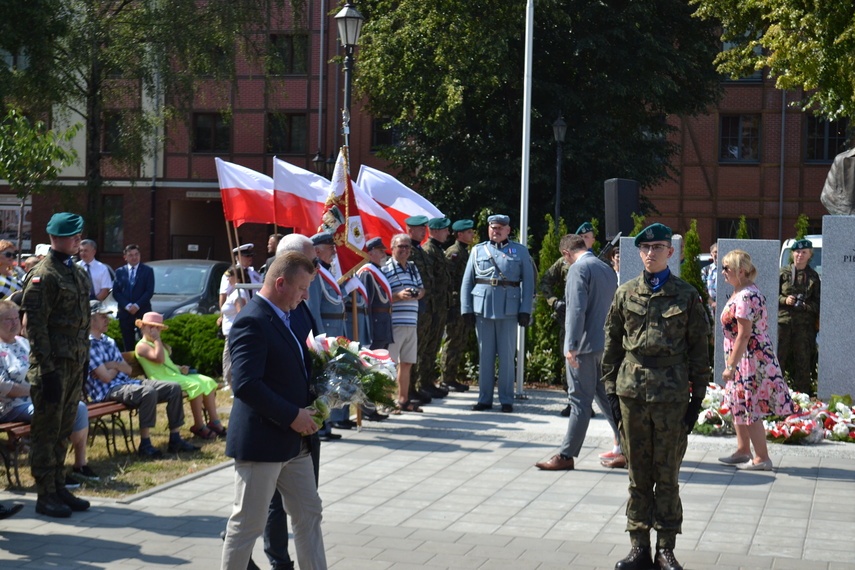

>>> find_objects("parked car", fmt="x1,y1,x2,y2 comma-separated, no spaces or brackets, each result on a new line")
780,234,822,276
104,259,230,320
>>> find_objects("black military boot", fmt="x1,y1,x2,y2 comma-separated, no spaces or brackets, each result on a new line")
56,485,91,511
35,493,72,518
615,545,654,570
654,548,683,570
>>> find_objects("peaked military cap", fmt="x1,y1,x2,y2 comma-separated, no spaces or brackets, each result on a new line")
487,214,510,226
575,221,594,235
232,243,254,255
791,239,813,250
634,223,673,247
311,232,335,246
427,217,451,230
404,215,429,227
90,300,114,315
452,219,475,232
366,237,387,251
46,212,84,237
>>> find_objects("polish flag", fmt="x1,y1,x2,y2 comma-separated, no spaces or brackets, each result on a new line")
320,148,369,282
351,180,402,246
356,165,444,227
215,158,275,227
272,158,328,235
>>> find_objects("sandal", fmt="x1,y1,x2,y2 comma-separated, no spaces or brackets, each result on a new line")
207,421,227,437
397,400,423,413
190,425,217,440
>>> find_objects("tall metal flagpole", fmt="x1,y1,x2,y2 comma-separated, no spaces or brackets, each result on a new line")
516,0,534,398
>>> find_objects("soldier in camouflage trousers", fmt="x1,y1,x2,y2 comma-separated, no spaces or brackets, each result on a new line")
601,223,710,570
415,217,453,399
440,219,476,392
22,213,93,518
777,239,820,395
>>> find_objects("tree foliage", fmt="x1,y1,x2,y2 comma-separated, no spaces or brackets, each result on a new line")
794,213,809,240
630,212,647,237
692,0,855,119
682,219,707,303
736,215,749,239
356,0,721,235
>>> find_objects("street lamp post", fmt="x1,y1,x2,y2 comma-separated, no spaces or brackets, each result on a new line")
552,115,567,229
334,3,365,150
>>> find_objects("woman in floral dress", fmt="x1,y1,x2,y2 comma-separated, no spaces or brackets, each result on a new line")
719,250,798,471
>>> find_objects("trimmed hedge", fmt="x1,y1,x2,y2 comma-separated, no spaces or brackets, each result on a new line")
160,314,225,377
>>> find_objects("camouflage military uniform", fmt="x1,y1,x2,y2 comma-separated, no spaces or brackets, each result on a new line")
440,238,472,384
22,250,91,496
414,237,451,392
539,257,570,369
777,264,821,394
601,273,710,550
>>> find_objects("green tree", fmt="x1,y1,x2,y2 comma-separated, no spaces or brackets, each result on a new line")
0,1,299,238
630,212,647,237
794,213,809,240
526,214,567,385
736,215,750,239
692,0,855,119
357,0,722,235
0,107,79,250
682,219,707,303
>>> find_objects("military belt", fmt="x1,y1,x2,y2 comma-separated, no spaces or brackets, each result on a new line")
371,307,392,314
625,351,685,368
321,313,345,320
52,325,88,340
475,278,520,287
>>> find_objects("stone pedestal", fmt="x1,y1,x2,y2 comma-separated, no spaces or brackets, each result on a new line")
712,240,780,386
618,234,683,286
817,215,855,400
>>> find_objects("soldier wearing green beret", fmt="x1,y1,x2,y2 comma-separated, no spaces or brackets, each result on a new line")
413,217,453,399
440,219,476,392
22,213,92,518
777,239,820,395
576,221,596,251
602,222,710,570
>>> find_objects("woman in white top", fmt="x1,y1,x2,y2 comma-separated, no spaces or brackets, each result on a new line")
217,267,249,389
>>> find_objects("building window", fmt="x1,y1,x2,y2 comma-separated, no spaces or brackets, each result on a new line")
193,113,230,153
267,113,307,154
102,195,124,253
717,217,759,240
268,34,308,75
0,48,29,70
371,118,400,151
806,116,849,162
102,111,122,154
719,114,760,162
720,39,763,82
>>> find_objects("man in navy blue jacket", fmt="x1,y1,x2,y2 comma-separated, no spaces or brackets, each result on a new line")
112,244,155,350
220,251,326,570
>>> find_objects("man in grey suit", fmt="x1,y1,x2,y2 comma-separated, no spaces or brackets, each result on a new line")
461,214,534,413
536,234,621,470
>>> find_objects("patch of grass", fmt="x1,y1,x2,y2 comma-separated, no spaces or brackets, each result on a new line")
3,388,233,499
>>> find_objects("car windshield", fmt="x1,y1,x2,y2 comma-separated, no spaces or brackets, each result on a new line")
152,265,210,295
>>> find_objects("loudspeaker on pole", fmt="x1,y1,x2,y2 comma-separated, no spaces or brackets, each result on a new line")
604,178,639,239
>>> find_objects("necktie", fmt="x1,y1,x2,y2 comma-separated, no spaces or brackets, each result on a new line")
86,263,96,299
130,266,136,287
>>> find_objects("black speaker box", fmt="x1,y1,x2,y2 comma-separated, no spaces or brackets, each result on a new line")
604,178,639,239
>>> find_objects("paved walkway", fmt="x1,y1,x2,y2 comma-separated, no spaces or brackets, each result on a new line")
1,388,854,569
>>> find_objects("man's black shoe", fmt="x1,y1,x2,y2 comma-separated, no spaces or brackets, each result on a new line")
319,432,342,441
0,503,23,520
416,390,434,403
330,420,357,430
615,546,654,570
443,380,470,392
421,386,446,399
138,443,164,459
364,410,389,421
501,404,513,413
655,548,683,570
35,493,72,518
560,404,572,417
56,486,90,512
167,438,200,453
471,403,493,411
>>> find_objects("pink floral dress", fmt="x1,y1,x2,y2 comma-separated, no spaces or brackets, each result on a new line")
721,284,798,425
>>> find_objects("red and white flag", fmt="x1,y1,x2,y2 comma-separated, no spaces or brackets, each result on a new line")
320,148,369,282
351,180,402,246
356,164,444,227
272,158,328,235
215,158,275,227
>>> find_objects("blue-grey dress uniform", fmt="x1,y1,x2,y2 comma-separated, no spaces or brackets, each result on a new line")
344,286,372,347
306,263,347,338
460,232,534,407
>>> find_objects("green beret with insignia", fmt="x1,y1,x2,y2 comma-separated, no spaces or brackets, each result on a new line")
791,239,813,251
576,221,594,235
634,223,673,247
404,215,429,227
46,212,84,237
452,219,474,232
427,217,451,230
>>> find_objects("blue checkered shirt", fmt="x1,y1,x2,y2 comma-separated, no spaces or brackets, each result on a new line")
87,333,140,402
